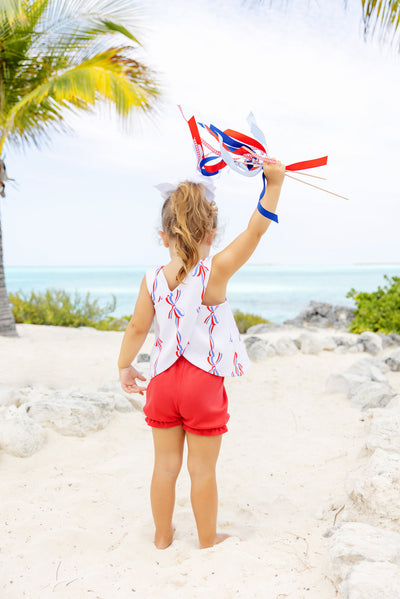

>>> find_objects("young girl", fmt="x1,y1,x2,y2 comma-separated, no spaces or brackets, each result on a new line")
118,159,285,550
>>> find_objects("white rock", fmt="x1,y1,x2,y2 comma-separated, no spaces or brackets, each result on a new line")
264,343,277,357
271,336,299,356
244,337,269,361
114,395,135,412
325,373,369,396
0,405,47,457
387,395,400,410
21,391,115,437
366,410,400,454
325,521,400,583
348,343,365,353
347,359,388,383
385,348,400,372
297,333,324,354
346,449,400,520
339,560,400,599
359,332,383,355
320,337,337,351
349,382,393,410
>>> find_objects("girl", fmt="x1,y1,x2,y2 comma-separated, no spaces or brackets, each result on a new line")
118,159,285,550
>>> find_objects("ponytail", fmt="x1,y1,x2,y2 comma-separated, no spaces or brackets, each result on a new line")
161,181,218,284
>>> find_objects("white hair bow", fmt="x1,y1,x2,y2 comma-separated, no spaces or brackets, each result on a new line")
154,178,216,203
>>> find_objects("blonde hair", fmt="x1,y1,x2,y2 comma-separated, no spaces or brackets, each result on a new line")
161,181,218,284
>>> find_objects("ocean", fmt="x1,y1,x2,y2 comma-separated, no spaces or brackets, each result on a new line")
4,264,400,324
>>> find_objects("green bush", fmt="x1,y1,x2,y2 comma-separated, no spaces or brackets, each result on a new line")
9,287,130,330
233,309,271,334
346,275,400,334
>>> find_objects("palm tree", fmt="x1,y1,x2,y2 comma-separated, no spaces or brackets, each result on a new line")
0,0,159,336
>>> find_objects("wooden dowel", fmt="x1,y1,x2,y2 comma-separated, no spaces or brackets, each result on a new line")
285,173,350,200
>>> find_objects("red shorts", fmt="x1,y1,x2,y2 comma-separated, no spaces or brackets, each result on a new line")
143,356,230,436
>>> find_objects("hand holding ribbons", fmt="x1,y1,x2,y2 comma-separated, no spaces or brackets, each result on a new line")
179,106,349,202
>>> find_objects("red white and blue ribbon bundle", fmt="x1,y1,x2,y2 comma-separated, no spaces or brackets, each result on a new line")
179,106,349,202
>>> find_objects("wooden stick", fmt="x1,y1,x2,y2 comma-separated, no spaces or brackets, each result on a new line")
289,170,327,181
285,172,350,200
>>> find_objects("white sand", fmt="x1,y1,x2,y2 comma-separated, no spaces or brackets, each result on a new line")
1,324,396,598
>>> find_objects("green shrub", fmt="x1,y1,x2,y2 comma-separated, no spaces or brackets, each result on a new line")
346,275,400,334
9,287,129,330
233,309,271,334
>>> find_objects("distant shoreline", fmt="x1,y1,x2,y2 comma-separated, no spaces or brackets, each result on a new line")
5,263,400,269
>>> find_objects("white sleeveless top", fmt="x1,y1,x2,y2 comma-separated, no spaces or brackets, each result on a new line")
145,255,250,379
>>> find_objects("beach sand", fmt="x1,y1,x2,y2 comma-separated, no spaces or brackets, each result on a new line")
1,324,396,598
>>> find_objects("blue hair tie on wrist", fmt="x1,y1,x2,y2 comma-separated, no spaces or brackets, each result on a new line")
257,200,279,223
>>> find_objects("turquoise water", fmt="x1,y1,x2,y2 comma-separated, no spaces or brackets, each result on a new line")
4,264,400,324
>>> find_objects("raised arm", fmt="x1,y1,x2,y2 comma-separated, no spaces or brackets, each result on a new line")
211,160,285,283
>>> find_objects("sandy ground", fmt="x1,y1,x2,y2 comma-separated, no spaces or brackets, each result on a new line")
1,323,392,599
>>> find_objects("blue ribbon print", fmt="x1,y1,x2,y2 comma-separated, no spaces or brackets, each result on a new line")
192,260,209,300
166,290,185,357
205,306,222,375
153,336,163,376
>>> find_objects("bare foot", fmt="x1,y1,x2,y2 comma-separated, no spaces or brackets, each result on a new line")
200,533,231,549
154,525,175,550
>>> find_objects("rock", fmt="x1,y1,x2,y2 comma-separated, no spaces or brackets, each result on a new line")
359,332,383,355
246,323,281,334
348,343,365,353
20,390,115,437
137,353,150,363
334,305,356,328
244,336,268,361
349,381,393,410
385,348,400,372
0,405,47,457
271,336,299,356
265,343,277,357
324,521,400,584
387,395,400,410
320,337,338,351
366,409,400,454
114,395,135,412
388,333,400,346
284,301,355,329
378,333,396,349
325,373,369,396
339,560,400,599
297,333,324,354
346,448,400,520
346,359,388,384
332,335,361,352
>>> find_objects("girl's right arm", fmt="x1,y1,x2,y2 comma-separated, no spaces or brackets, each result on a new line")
211,160,286,286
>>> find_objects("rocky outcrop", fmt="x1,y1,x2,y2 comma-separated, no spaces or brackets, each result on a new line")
284,301,355,329
0,383,143,457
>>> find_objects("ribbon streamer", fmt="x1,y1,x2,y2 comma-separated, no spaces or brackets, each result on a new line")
179,106,349,201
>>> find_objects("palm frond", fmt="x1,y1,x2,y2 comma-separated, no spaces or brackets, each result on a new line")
361,0,400,48
0,0,160,155
1,46,159,150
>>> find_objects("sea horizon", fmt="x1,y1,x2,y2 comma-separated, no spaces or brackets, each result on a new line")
5,263,399,324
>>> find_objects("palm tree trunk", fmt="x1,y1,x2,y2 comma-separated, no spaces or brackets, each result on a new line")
0,206,18,337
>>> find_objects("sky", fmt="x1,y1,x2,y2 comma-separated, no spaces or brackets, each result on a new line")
1,0,400,267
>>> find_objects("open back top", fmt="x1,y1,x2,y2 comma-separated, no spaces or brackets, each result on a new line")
145,255,250,379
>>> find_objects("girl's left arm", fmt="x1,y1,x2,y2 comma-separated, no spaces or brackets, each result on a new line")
117,276,155,394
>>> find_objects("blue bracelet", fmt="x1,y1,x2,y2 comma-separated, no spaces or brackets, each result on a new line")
257,200,279,223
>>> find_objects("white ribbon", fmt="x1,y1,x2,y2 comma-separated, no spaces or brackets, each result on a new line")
154,178,216,203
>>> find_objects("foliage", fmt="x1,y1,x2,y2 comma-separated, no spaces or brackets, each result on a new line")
361,0,400,51
233,309,271,334
0,0,159,155
346,274,400,334
9,287,131,330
